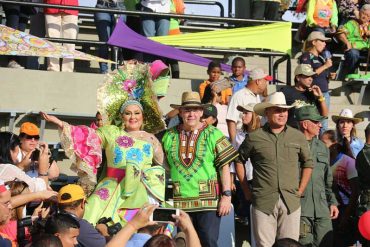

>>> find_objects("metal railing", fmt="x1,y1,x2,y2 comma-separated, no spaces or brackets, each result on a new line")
0,0,291,84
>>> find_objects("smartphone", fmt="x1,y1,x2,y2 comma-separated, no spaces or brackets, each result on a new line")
150,208,179,223
31,149,40,161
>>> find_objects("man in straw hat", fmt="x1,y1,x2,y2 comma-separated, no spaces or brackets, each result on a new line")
281,64,328,129
162,91,238,247
236,92,313,246
295,104,339,246
226,67,270,144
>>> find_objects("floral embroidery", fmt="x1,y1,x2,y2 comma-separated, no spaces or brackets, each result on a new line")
132,87,144,99
122,79,137,94
95,188,109,200
114,146,123,165
126,148,143,163
143,144,152,157
116,136,134,148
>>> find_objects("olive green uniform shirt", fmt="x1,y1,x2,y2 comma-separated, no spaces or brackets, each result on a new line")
237,124,313,215
301,138,337,218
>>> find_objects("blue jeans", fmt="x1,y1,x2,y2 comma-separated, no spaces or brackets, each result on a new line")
343,49,367,76
94,3,126,73
188,211,221,247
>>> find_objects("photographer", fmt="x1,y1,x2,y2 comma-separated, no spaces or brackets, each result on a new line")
0,132,50,191
57,184,107,247
107,204,201,247
281,64,329,129
17,122,60,180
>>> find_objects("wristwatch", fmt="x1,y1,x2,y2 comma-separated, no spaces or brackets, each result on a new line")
222,190,232,197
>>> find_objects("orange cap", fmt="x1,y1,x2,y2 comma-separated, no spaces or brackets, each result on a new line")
58,184,86,204
20,122,39,136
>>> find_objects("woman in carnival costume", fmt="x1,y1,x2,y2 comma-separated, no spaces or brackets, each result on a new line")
41,61,166,226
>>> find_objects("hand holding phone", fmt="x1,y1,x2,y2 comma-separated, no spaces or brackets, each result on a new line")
150,208,180,223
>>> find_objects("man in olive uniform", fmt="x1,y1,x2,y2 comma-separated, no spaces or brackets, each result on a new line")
356,123,370,212
295,105,339,247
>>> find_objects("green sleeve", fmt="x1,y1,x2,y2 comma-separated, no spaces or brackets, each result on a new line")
237,134,253,165
306,0,317,27
325,161,338,206
299,136,314,169
96,125,118,149
213,128,238,169
330,1,338,27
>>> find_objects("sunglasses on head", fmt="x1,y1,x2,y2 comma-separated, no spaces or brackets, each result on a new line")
24,135,40,140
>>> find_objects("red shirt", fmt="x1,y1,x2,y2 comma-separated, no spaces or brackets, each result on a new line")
44,0,79,16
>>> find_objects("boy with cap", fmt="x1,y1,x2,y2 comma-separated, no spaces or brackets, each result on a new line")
295,104,339,247
58,184,107,247
226,68,270,144
281,64,328,129
201,104,218,127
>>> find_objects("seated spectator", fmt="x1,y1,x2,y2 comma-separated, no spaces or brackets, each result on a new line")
306,0,338,34
18,122,59,180
57,184,107,247
230,57,248,94
337,4,370,78
31,234,63,247
0,180,14,247
44,0,79,72
199,61,232,105
332,108,364,157
45,213,80,247
281,64,328,128
0,132,49,192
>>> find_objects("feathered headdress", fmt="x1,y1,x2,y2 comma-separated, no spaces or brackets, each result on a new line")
97,61,165,134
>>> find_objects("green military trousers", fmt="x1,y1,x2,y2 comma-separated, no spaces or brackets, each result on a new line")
299,216,333,247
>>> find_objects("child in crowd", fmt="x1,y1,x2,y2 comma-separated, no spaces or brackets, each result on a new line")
199,61,232,105
201,85,229,137
230,57,248,94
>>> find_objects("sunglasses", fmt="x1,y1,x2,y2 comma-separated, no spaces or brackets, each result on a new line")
24,135,40,140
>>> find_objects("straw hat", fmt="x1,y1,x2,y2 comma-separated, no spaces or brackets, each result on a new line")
237,103,256,113
254,92,294,116
332,109,363,124
170,92,206,109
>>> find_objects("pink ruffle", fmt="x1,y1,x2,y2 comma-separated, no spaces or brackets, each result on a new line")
71,125,102,175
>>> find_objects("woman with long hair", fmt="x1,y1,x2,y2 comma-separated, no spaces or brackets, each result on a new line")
332,108,364,158
300,31,333,131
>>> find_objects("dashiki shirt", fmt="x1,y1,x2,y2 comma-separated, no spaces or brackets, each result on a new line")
60,123,165,226
162,123,238,212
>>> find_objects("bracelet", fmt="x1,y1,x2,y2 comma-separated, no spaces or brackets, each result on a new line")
38,172,48,177
318,96,325,102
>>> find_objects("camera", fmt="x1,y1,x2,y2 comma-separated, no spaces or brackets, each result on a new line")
150,208,179,223
31,149,40,161
97,217,122,236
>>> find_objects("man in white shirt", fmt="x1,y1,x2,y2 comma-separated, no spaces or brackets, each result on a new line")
226,68,270,144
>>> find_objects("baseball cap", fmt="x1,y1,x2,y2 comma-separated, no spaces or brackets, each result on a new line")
307,31,331,42
58,184,86,204
250,68,273,81
294,64,316,76
20,122,39,136
203,104,218,119
294,105,327,122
